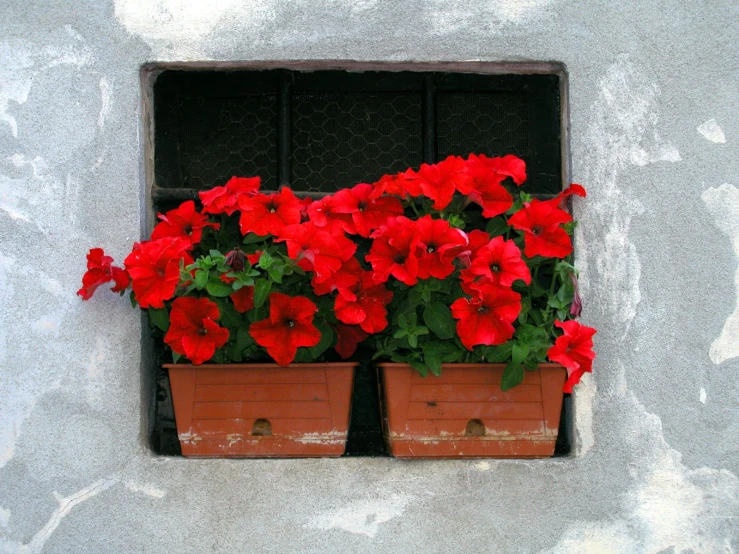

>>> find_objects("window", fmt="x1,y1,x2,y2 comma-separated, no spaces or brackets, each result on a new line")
147,66,569,456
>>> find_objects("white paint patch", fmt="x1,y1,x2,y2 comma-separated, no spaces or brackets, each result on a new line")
699,387,707,404
697,119,726,144
19,478,117,554
304,493,414,538
541,520,638,554
114,0,275,57
474,461,491,471
125,481,167,499
98,77,111,130
630,143,682,166
573,379,596,456
701,183,739,364
0,506,10,529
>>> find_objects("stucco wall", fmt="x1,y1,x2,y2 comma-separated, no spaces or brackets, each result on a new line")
1,1,738,552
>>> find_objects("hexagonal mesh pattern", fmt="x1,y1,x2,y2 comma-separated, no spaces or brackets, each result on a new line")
436,92,529,160
291,92,423,192
178,96,278,190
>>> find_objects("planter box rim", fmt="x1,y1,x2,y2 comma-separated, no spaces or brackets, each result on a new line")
377,362,564,370
164,362,359,370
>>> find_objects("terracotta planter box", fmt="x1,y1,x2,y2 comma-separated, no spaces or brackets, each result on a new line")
165,363,356,458
379,363,566,459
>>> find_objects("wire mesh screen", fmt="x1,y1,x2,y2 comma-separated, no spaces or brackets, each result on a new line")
436,92,529,160
178,96,278,190
291,92,423,191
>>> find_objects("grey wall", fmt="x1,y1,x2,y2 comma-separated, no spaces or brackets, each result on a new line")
1,1,738,552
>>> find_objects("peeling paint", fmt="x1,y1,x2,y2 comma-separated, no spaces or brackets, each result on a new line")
697,118,726,144
701,183,739,364
304,493,416,538
125,481,167,499
699,387,707,404
97,77,111,130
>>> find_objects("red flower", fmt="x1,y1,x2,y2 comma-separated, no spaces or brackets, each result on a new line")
507,199,573,258
249,292,322,366
461,237,531,293
450,288,521,350
231,286,255,313
151,200,219,245
366,217,423,285
311,257,362,300
547,183,587,211
332,183,404,237
467,153,527,186
306,194,356,235
200,176,261,216
415,215,468,279
547,320,596,393
406,155,471,210
334,324,369,359
277,222,357,284
238,188,302,237
164,297,229,365
456,229,492,269
457,157,514,218
369,171,423,200
78,248,130,300
124,237,193,309
335,273,393,334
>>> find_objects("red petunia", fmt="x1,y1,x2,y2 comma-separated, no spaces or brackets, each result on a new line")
277,222,357,284
311,257,362,300
231,286,255,313
507,199,573,258
151,200,219,245
124,237,193,309
249,292,322,366
415,215,468,279
332,183,404,237
200,176,261,216
461,236,531,293
456,229,492,269
450,287,521,350
334,324,369,359
164,297,229,365
457,157,514,218
334,273,393,334
78,248,130,300
238,188,303,237
467,153,527,186
547,320,596,393
405,155,471,210
306,194,356,235
369,171,423,200
366,217,423,286
547,183,587,211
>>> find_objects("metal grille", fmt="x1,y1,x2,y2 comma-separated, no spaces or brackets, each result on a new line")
291,92,423,191
437,92,529,160
178,96,278,190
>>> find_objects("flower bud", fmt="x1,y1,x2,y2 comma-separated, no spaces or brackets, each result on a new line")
225,248,246,272
569,271,583,317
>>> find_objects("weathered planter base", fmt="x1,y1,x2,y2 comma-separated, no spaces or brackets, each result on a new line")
166,363,356,458
379,363,566,459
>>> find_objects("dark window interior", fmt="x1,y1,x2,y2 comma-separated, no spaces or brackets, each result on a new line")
150,68,569,457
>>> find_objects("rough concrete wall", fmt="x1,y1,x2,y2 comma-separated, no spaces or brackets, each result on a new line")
1,1,737,552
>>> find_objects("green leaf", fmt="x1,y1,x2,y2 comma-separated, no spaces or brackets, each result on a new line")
129,291,138,308
194,269,208,289
423,301,456,340
243,233,266,245
481,342,513,363
407,359,429,377
205,278,234,297
310,323,334,359
501,362,524,391
226,342,243,362
172,351,181,363
147,307,169,332
214,298,242,328
485,216,509,237
422,344,442,376
237,325,254,350
512,343,529,366
253,279,271,309
258,252,274,269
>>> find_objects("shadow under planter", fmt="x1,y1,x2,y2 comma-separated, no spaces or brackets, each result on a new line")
166,363,356,457
378,363,566,459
